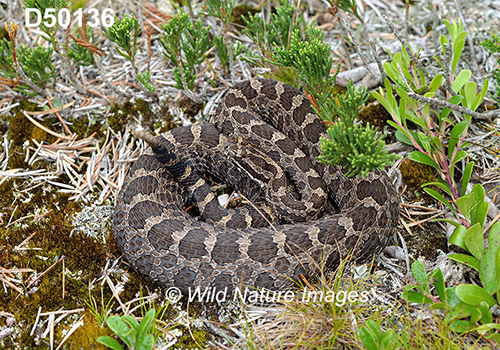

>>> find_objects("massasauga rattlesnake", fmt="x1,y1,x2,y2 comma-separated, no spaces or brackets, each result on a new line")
112,79,400,293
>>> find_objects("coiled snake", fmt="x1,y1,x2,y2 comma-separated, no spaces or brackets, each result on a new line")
112,79,400,293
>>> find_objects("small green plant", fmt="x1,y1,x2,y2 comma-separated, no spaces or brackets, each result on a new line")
97,309,156,350
242,0,303,68
84,285,115,326
160,11,213,91
372,20,489,222
23,0,68,46
359,320,408,350
205,0,242,74
318,81,400,176
402,259,500,341
373,18,500,344
104,14,139,62
17,44,56,88
0,35,55,95
137,71,156,93
0,38,16,81
273,27,333,98
213,35,243,73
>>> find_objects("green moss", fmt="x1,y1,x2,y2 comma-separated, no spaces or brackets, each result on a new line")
399,158,437,202
358,102,393,131
61,312,109,349
173,329,208,349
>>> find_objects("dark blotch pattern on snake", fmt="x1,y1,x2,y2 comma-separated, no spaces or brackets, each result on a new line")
112,79,400,293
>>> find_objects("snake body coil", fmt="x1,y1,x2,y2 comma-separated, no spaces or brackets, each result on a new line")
113,79,400,292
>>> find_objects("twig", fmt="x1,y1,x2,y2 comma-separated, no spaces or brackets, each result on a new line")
95,55,131,99
62,258,65,300
425,0,440,44
396,64,500,121
0,275,22,293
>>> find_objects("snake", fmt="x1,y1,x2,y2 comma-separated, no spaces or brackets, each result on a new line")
112,79,400,293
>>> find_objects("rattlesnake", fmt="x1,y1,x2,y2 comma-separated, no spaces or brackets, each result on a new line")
112,79,400,293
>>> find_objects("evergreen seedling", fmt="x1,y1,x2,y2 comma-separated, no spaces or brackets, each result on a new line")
104,14,139,62
23,0,68,45
160,12,212,91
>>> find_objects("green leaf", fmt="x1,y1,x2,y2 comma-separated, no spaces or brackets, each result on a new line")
446,287,462,308
461,81,477,109
429,268,446,301
461,162,474,197
472,201,489,227
456,284,497,307
428,74,443,93
106,316,134,348
490,222,500,243
452,150,468,166
424,188,455,212
435,218,460,227
52,98,63,109
470,306,483,324
451,69,472,93
480,233,500,294
452,40,465,75
393,128,413,145
478,301,493,324
450,225,467,249
122,315,140,330
421,181,452,196
464,223,485,260
448,300,476,321
450,319,473,333
477,323,500,335
411,260,428,284
137,309,155,346
428,302,447,310
137,334,154,350
472,79,489,111
448,253,480,271
408,151,440,170
402,290,434,304
97,336,125,350
359,326,378,350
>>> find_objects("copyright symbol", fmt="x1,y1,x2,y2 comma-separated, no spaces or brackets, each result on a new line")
165,287,182,302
